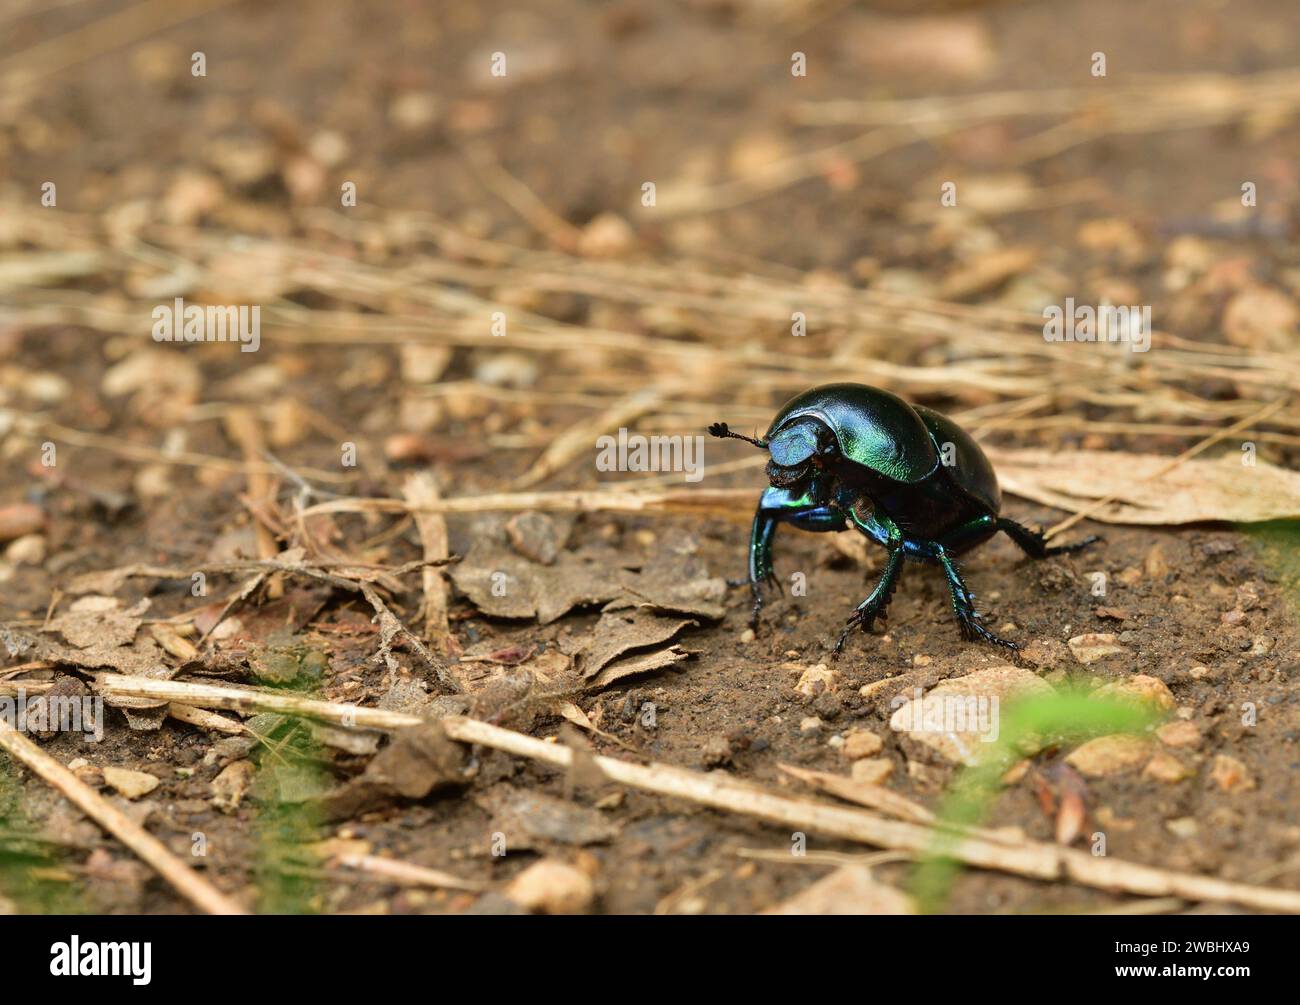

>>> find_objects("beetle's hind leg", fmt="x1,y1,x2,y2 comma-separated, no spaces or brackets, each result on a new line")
935,547,1018,651
997,518,1100,559
832,545,904,657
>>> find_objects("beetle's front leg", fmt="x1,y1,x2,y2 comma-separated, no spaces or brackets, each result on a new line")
746,487,845,629
747,505,780,625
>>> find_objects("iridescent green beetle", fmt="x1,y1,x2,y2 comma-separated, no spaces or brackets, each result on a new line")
709,383,1098,653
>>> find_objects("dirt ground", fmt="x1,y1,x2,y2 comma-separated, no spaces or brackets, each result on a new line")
1,0,1299,915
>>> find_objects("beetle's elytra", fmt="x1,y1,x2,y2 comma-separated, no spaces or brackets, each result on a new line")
709,382,1099,654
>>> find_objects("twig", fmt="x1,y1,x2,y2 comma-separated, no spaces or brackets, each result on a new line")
402,473,453,653
330,853,486,892
438,716,1300,914
515,387,665,488
0,720,247,915
166,703,246,735
73,677,1300,910
464,143,582,250
301,487,755,521
9,414,351,483
92,674,425,732
223,407,283,598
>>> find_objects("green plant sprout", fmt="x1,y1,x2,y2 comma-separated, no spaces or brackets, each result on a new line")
0,754,83,914
911,685,1162,913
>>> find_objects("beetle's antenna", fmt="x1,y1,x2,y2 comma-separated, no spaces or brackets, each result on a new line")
708,422,767,449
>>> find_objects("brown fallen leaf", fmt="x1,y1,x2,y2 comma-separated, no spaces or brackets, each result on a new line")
991,448,1300,525
49,598,145,649
451,540,725,623
322,723,470,820
586,645,696,690
573,610,695,679
474,784,619,849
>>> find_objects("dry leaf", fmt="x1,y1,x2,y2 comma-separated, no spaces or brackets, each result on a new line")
992,448,1300,525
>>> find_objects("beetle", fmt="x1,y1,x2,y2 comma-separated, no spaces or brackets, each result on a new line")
708,382,1098,653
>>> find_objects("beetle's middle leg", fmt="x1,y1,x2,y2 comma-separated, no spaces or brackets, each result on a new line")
935,546,1018,651
833,544,903,656
997,518,1100,559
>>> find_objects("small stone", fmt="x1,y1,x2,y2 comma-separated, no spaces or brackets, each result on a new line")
701,735,732,767
1095,674,1176,713
1222,284,1297,352
799,716,823,735
389,91,441,131
812,691,842,720
474,352,538,389
1209,754,1256,792
888,664,1052,765
102,767,159,800
1068,633,1128,665
211,759,255,812
1143,752,1190,784
1156,720,1202,748
911,654,932,668
794,664,840,698
1144,544,1168,580
1115,566,1143,587
1249,636,1275,657
4,534,45,565
1020,638,1067,669
739,628,755,644
1166,816,1199,839
761,864,912,915
505,511,568,565
505,860,595,914
850,758,894,785
842,730,884,760
577,212,635,258
1065,735,1152,777
0,503,44,543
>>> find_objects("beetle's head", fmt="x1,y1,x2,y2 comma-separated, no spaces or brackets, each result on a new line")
765,416,839,488
707,417,840,491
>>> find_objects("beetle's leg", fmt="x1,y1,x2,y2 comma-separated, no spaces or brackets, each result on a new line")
747,505,780,623
997,519,1100,559
746,488,846,628
935,546,1019,651
833,544,903,657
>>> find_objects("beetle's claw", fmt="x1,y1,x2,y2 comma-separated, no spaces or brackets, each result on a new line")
957,613,1020,651
1043,533,1102,557
832,605,885,657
